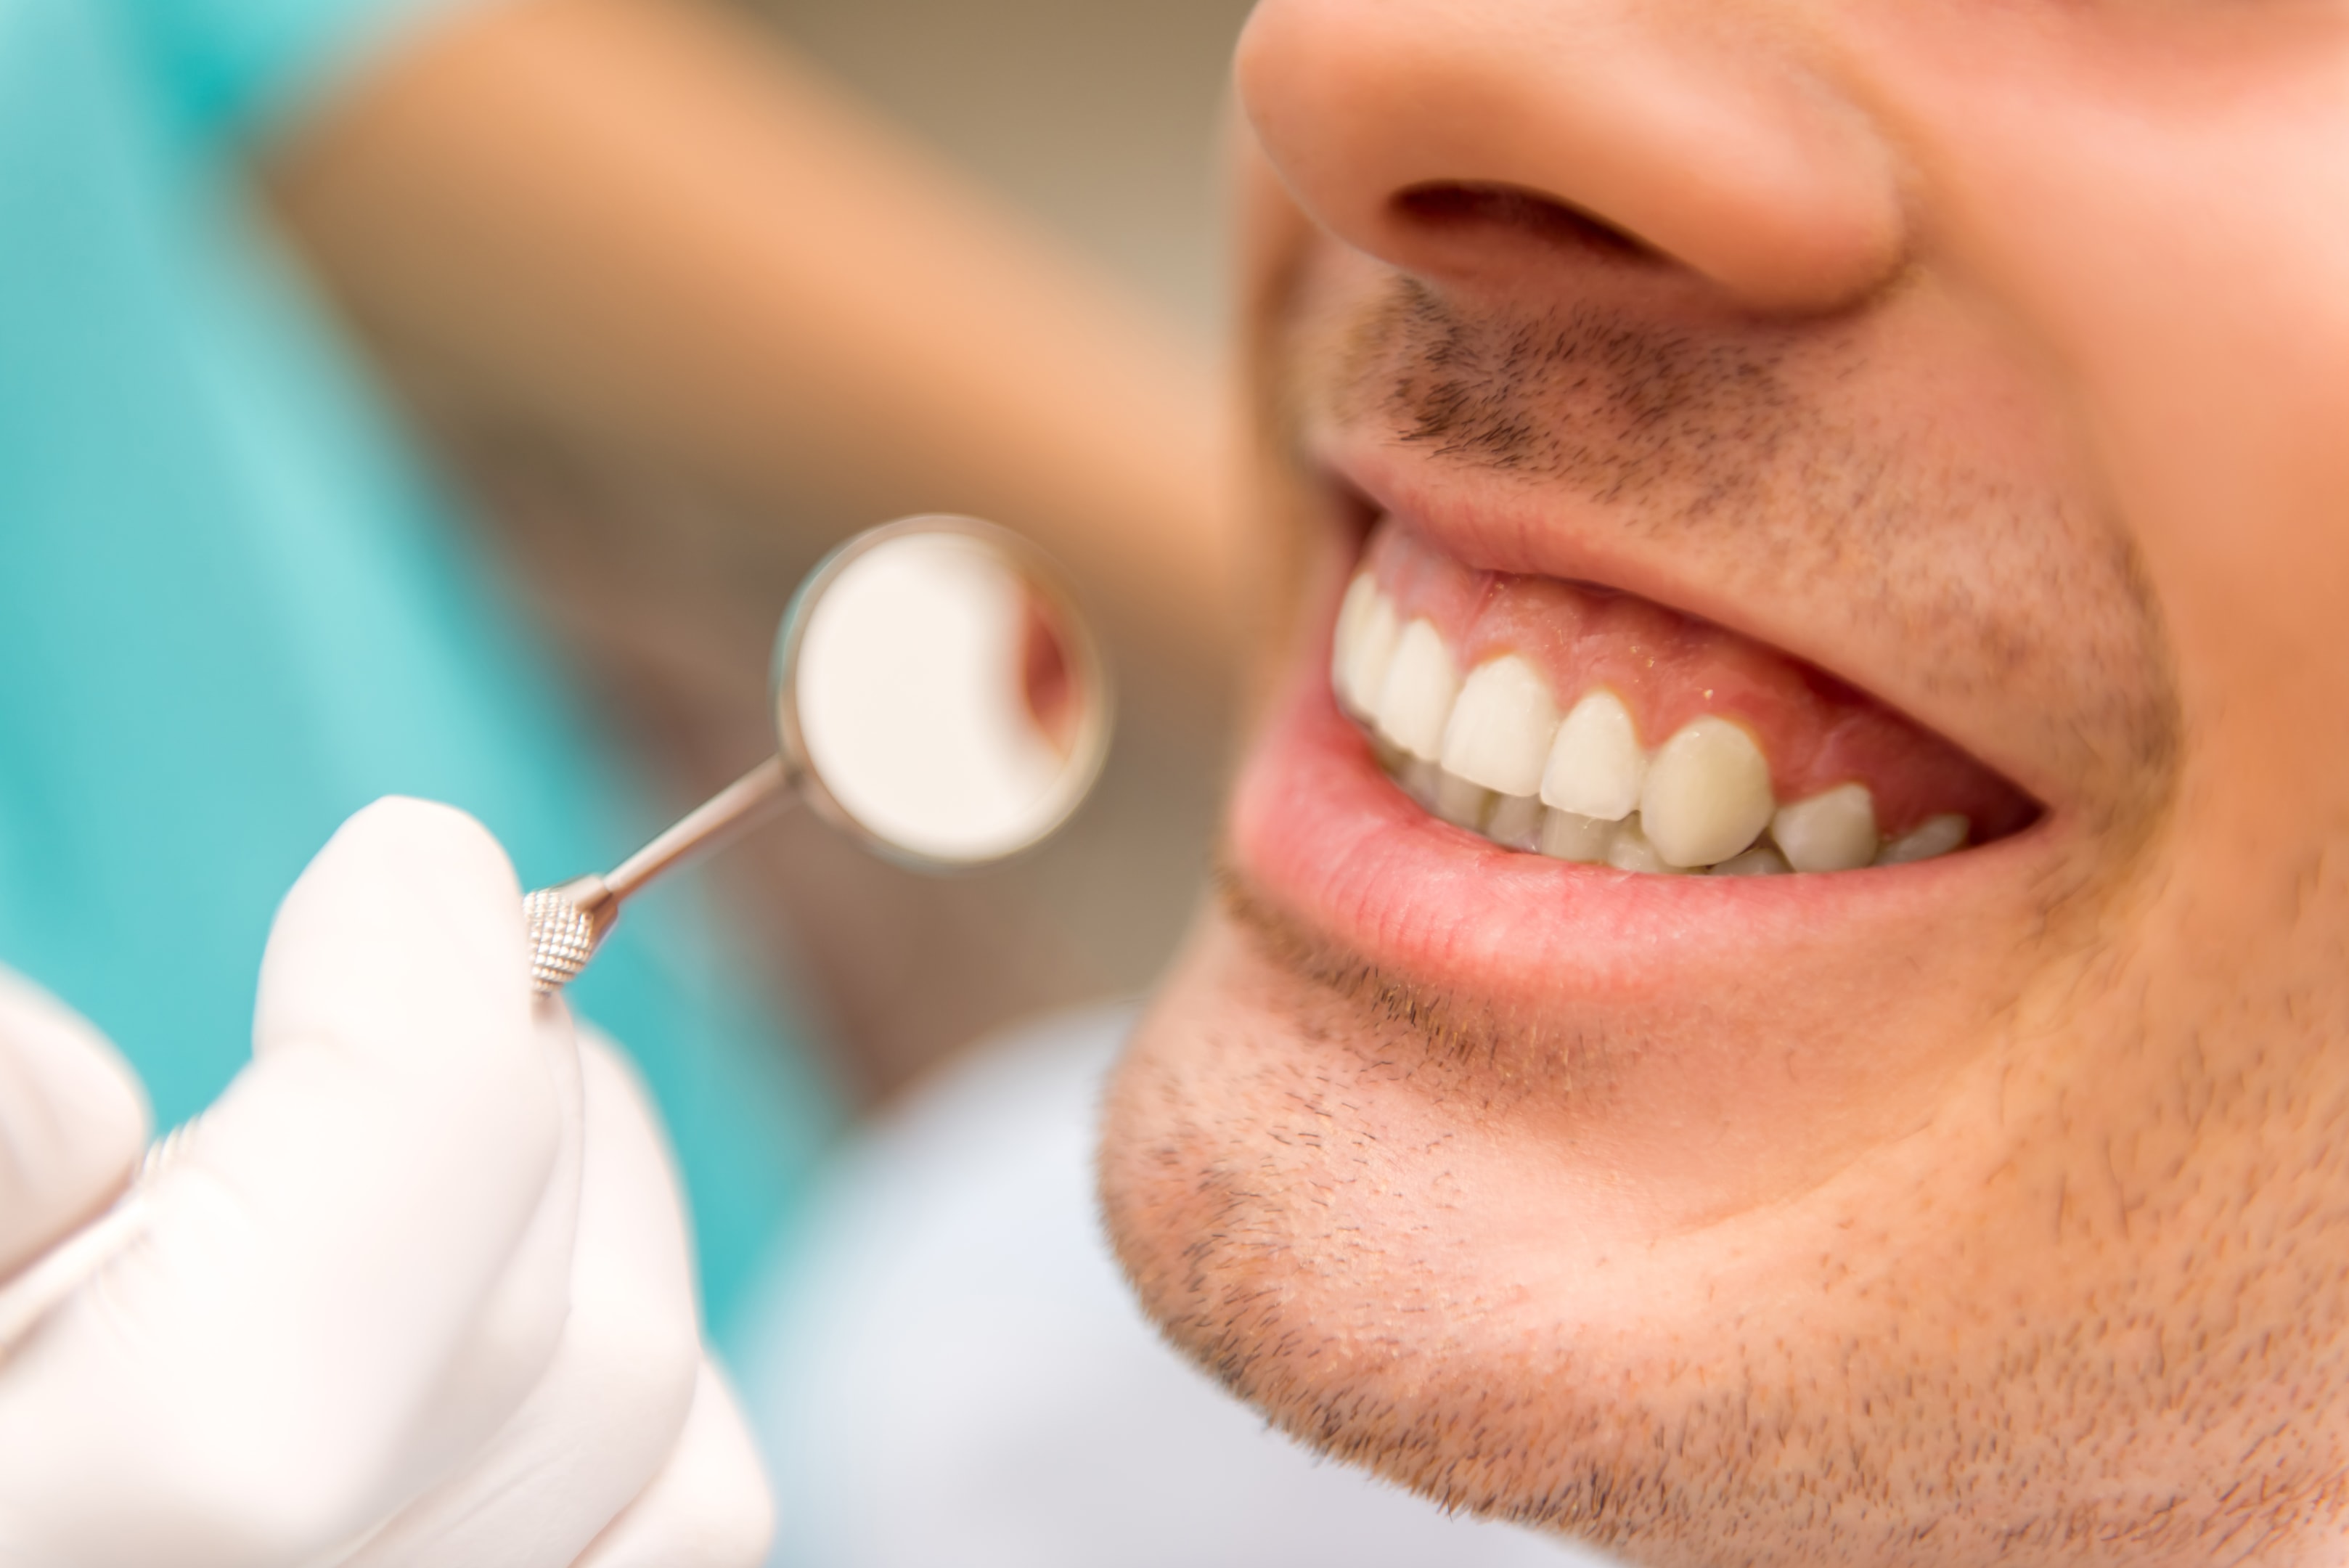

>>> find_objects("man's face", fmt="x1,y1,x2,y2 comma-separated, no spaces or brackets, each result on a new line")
1100,3,2349,1563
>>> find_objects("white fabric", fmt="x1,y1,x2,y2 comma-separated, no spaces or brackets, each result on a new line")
745,1005,1614,1567
0,799,771,1568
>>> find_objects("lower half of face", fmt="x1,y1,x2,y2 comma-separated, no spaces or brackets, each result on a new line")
1101,231,2349,1567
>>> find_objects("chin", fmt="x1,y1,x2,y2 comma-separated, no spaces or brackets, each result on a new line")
1105,879,2349,1567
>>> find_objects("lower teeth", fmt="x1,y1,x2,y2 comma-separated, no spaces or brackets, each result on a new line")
1372,744,1967,875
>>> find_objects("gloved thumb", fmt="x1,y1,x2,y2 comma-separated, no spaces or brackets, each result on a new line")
0,970,148,1281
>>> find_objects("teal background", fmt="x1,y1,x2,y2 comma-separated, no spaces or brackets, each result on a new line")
0,0,839,1344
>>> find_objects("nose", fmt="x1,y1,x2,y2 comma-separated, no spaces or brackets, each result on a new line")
1235,0,1903,315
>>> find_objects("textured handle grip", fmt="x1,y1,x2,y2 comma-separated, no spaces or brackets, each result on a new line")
523,885,608,995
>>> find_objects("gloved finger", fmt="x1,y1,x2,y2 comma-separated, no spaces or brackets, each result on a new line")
0,799,576,1568
573,1360,777,1568
387,993,584,1492
0,969,147,1278
340,1034,700,1568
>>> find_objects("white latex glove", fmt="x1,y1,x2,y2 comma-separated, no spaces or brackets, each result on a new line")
0,799,775,1568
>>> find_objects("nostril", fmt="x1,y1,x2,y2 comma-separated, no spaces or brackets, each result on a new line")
1395,183,1662,265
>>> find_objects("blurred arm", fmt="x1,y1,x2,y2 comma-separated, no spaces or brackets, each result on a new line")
266,0,1237,671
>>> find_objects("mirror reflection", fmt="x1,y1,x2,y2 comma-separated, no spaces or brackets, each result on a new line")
782,522,1107,867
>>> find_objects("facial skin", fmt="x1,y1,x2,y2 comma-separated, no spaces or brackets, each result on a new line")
1100,3,2349,1564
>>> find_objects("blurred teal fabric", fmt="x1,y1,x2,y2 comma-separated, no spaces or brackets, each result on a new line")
0,0,840,1346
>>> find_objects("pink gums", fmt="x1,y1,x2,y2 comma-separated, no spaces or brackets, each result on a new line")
1360,518,2038,841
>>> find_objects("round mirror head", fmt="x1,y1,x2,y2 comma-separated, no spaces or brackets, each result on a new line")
774,517,1111,869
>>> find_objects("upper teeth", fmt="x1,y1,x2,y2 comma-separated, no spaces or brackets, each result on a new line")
1373,618,1460,761
1770,782,1879,873
1440,655,1558,798
1331,571,1972,874
1640,716,1776,868
1333,572,1400,716
1876,812,1969,865
1542,690,1646,822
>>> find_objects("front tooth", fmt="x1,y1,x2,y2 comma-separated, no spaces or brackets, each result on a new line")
1876,813,1970,865
1639,716,1775,869
1770,783,1879,873
1440,656,1561,796
1538,807,1616,863
1331,572,1378,714
1485,793,1545,851
1341,590,1402,719
1373,618,1461,760
1604,814,1691,875
1541,690,1647,822
1433,772,1494,831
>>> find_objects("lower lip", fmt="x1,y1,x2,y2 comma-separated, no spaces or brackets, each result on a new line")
1229,654,2044,1010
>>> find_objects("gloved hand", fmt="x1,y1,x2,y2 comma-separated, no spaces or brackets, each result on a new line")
0,799,774,1568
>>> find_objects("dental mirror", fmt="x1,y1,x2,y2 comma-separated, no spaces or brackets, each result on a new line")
523,515,1111,993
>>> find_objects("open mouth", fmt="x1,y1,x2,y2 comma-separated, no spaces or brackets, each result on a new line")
1209,483,2071,1212
1333,516,2039,875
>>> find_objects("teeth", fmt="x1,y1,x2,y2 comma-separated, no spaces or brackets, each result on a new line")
1486,793,1545,852
1331,572,1378,714
1638,717,1774,869
1337,583,1402,719
1330,587,1983,875
1442,656,1561,796
1770,783,1879,874
1876,813,1970,865
1712,844,1792,876
1540,690,1647,822
1538,808,1617,863
1397,756,1443,812
1604,815,1691,875
1433,772,1495,832
1373,618,1461,761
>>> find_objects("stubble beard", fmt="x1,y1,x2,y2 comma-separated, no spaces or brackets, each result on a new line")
1096,275,2349,1565
1101,873,2349,1567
